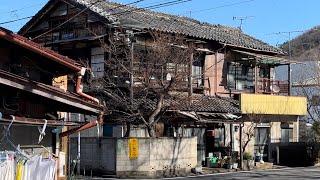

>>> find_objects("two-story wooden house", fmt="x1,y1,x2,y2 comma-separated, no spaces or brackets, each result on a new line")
0,26,103,178
19,0,307,171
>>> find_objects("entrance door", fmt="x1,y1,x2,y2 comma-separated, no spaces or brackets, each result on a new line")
254,127,270,161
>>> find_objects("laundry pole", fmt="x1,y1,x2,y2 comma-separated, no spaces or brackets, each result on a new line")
77,114,81,175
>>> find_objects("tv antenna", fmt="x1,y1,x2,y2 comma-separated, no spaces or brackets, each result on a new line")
232,16,254,31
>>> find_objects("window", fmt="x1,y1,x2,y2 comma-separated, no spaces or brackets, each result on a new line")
227,62,254,91
192,55,204,87
255,127,270,145
281,128,293,142
91,47,105,79
51,4,68,17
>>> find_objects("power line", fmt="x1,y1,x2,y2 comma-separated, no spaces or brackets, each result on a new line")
0,2,45,15
33,0,191,40
111,0,192,16
32,0,104,40
0,16,34,25
185,0,254,15
32,0,149,40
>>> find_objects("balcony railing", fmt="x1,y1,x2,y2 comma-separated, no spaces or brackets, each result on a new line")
257,78,289,95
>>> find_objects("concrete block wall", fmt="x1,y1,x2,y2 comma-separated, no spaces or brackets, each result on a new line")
70,137,197,178
116,137,197,178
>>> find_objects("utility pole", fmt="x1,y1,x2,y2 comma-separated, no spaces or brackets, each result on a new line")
232,16,254,31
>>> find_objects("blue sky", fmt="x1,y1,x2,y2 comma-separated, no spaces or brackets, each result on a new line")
0,0,319,46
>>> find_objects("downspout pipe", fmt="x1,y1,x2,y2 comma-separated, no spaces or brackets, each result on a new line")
59,114,104,138
76,68,100,104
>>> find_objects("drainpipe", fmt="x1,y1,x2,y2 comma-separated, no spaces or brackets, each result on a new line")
59,114,104,138
76,68,99,104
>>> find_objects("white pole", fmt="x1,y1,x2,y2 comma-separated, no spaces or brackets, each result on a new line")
77,114,81,175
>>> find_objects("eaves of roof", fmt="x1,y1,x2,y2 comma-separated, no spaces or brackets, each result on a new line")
0,69,103,114
19,0,284,55
0,27,82,72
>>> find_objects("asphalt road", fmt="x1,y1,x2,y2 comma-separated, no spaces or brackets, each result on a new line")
87,167,320,180
167,167,320,180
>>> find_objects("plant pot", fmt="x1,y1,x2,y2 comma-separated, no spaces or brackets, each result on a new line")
233,163,238,169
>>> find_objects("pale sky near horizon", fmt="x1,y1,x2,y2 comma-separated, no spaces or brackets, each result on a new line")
0,0,319,47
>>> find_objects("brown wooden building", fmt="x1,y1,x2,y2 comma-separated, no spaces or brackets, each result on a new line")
18,0,307,173
0,27,103,178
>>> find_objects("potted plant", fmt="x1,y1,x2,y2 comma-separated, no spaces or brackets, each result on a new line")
225,156,233,169
243,152,254,170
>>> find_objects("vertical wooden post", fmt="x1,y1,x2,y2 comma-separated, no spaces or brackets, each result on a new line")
239,123,243,169
214,52,218,95
254,65,258,93
276,145,280,164
230,123,233,151
189,52,194,97
130,41,134,105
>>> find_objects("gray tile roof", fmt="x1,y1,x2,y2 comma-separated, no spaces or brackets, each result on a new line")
74,0,283,54
129,94,240,114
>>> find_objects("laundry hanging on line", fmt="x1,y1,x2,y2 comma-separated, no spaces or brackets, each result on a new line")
0,152,15,180
0,151,56,180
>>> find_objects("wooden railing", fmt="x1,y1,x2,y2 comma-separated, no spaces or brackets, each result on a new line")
257,78,289,94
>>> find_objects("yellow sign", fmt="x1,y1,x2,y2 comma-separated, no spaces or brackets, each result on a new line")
128,138,139,159
241,94,307,115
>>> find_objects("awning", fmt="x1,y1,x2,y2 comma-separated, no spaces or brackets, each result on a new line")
232,49,293,65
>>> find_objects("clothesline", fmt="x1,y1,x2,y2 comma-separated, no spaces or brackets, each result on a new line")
0,117,80,127
19,145,59,158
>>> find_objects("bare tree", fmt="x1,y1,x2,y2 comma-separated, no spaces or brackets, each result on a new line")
91,29,196,137
291,60,320,141
239,114,264,154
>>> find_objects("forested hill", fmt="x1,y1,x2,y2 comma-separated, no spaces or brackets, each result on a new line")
281,26,320,61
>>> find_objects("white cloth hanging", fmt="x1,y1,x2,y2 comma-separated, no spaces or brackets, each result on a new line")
0,154,14,180
23,155,56,180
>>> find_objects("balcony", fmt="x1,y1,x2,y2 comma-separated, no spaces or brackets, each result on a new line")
257,78,289,95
